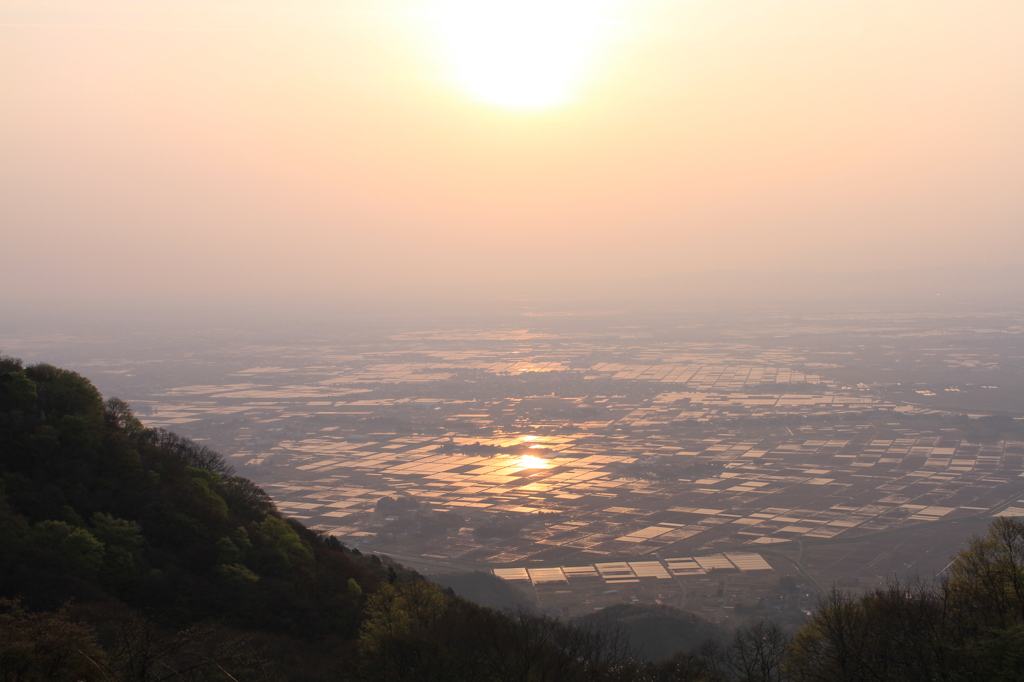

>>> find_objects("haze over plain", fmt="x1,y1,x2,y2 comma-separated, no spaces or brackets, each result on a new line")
2,0,1023,308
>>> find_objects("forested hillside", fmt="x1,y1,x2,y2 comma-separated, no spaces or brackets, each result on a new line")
0,356,399,678
3,356,1024,681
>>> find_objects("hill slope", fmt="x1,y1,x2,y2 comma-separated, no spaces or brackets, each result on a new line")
0,357,406,678
577,603,725,662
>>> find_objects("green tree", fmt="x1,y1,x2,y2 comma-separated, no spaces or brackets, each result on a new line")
90,512,145,590
250,516,313,578
948,516,1024,628
24,364,103,424
104,397,145,440
0,370,36,415
34,520,105,574
182,467,229,524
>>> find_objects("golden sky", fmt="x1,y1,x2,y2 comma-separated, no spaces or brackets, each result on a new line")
2,0,1023,304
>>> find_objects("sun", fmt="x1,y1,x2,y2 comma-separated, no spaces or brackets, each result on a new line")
432,0,612,110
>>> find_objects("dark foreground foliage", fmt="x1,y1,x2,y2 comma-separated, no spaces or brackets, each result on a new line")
0,357,389,679
4,356,1024,681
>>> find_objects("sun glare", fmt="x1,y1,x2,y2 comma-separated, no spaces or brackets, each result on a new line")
432,0,612,110
516,454,550,470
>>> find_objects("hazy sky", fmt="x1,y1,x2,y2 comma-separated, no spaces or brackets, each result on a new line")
3,0,1023,306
